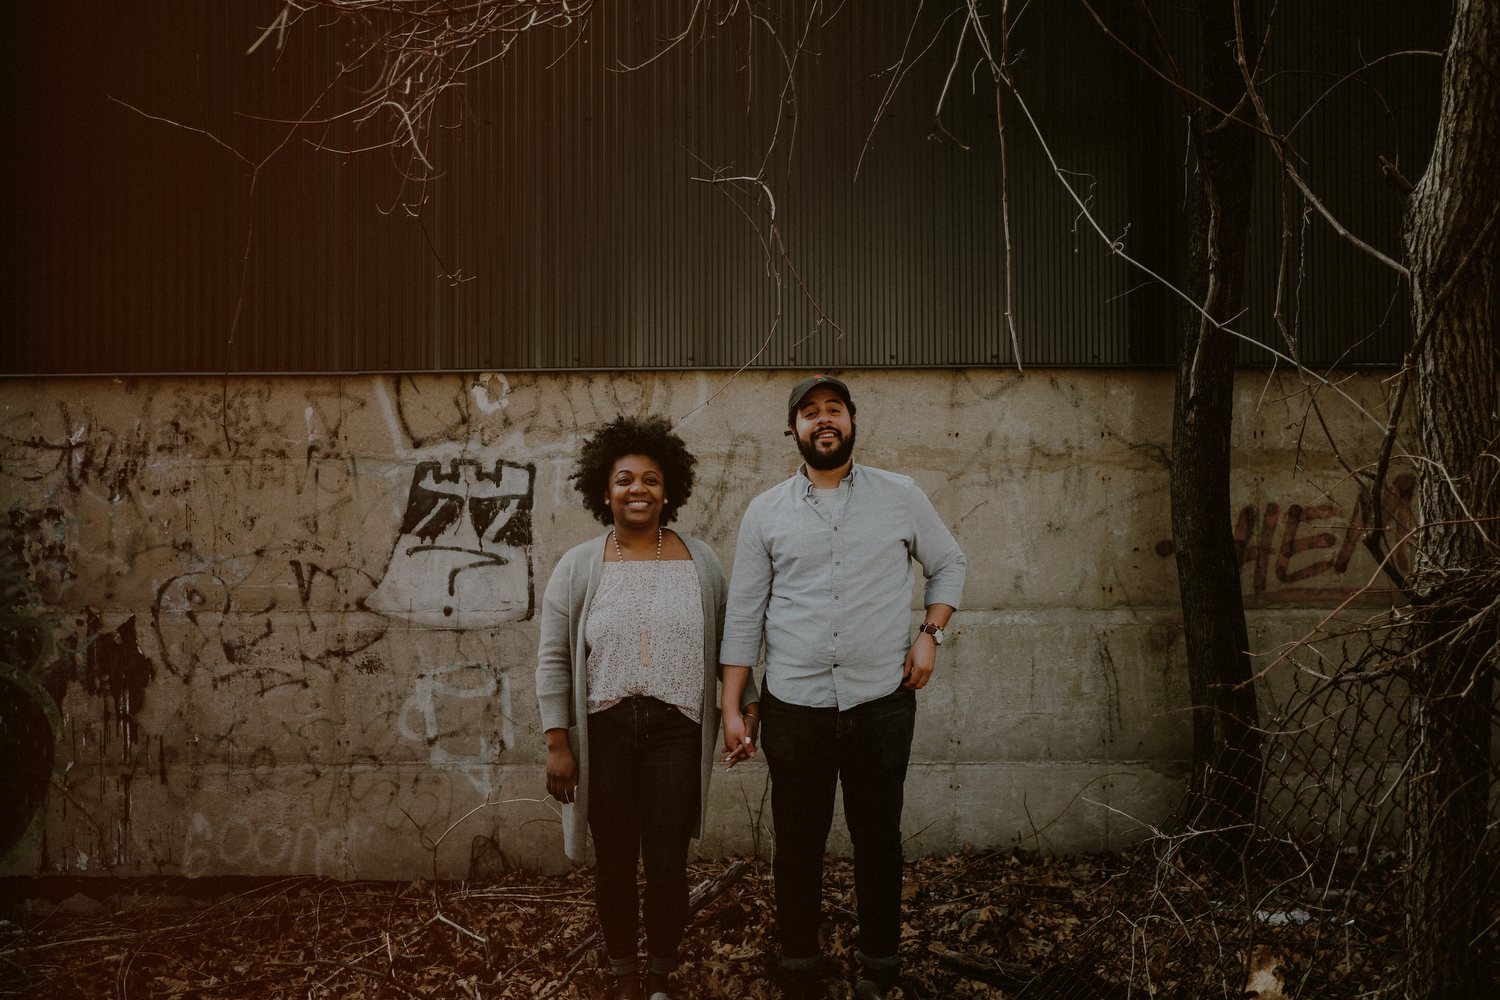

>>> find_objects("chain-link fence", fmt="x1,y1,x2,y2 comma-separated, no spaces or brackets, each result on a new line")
1034,605,1499,999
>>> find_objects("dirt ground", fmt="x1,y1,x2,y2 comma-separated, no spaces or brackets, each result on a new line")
0,845,1412,999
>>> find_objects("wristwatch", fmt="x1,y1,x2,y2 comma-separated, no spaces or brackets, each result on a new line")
918,622,945,644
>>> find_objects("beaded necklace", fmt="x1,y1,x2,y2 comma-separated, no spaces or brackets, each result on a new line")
610,525,663,667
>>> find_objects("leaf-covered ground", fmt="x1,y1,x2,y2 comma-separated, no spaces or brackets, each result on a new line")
0,846,1422,999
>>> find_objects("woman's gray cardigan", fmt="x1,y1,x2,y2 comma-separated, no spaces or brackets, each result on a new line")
535,531,760,864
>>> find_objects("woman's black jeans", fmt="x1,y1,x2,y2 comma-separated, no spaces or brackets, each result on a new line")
760,684,916,973
586,696,702,976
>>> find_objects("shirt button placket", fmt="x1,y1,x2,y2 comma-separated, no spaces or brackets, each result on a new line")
832,506,845,668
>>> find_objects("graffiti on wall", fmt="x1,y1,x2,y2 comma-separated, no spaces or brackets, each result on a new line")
182,812,353,878
1155,473,1417,598
0,376,558,873
366,458,536,627
398,660,514,799
1234,473,1416,593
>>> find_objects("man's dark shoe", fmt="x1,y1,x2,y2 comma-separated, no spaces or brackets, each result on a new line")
853,964,900,999
775,964,827,1000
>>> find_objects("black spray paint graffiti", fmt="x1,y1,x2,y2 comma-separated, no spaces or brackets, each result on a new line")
0,611,153,859
69,612,157,760
150,564,388,693
366,458,536,627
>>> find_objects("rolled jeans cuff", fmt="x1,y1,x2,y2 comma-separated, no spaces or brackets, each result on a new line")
856,950,900,972
648,953,679,976
608,955,636,976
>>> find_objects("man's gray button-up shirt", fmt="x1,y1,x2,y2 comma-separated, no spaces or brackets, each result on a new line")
720,463,967,710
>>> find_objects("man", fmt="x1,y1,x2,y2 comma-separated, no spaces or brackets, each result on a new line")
719,375,967,999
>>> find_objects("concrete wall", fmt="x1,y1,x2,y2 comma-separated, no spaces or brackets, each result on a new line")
0,369,1406,878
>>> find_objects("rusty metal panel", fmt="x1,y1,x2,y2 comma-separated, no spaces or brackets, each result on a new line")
0,2,1437,375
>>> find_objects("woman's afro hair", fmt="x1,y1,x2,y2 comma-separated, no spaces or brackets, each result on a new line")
571,414,697,526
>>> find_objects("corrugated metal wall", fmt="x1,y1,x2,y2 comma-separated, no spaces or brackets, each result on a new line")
1237,0,1443,366
0,1,1441,375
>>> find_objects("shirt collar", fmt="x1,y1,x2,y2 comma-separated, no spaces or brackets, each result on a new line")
795,461,858,495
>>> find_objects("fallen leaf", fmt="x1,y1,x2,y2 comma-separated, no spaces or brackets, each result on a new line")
1245,945,1286,999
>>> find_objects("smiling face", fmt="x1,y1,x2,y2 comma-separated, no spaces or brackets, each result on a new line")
606,453,666,529
793,387,857,471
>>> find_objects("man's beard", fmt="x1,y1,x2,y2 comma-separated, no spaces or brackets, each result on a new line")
797,423,857,471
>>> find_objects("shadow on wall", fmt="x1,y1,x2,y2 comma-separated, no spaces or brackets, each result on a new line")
0,671,55,857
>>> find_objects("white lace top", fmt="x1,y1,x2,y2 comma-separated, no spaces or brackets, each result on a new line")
585,560,705,722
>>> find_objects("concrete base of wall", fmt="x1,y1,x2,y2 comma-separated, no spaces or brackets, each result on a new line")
0,370,1410,876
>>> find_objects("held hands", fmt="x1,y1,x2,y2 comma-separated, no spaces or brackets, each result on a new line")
720,705,760,770
902,631,938,689
544,731,579,804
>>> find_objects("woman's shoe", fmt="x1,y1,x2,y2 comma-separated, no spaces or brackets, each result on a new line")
605,972,641,1000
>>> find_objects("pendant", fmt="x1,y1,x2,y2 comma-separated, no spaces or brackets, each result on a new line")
640,628,651,667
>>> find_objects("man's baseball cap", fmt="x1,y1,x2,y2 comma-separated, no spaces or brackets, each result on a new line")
787,374,855,425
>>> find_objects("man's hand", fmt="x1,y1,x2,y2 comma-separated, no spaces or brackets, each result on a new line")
904,605,954,689
720,704,760,770
544,729,579,804
902,632,938,689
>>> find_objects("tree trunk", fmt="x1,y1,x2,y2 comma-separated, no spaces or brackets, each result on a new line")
1402,2,1500,995
1169,0,1262,870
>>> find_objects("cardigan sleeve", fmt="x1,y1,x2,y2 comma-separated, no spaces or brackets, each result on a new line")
536,548,581,732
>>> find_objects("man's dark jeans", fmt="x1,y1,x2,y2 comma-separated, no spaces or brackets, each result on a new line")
587,696,702,976
760,684,917,969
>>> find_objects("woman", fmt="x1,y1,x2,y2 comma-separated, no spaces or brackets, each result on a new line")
536,415,759,1000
